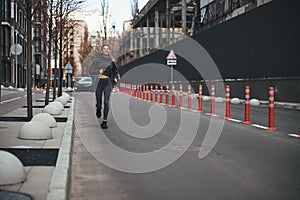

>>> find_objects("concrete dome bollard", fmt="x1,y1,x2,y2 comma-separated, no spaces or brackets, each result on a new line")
203,96,211,101
0,150,26,185
62,92,70,100
250,99,260,106
231,98,241,104
215,97,225,103
51,101,64,111
43,102,63,115
18,121,52,140
31,113,57,128
17,88,25,92
1,85,4,89
8,86,14,89
55,96,68,105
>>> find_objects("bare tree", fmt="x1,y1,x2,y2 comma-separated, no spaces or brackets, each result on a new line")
45,0,54,105
100,0,109,42
130,0,139,19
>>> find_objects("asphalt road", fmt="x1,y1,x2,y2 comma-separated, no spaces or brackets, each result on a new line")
0,89,45,116
70,91,300,200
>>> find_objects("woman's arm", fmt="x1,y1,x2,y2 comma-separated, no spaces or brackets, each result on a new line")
111,62,120,84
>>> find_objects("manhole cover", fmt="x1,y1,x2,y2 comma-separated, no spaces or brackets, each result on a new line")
0,190,33,200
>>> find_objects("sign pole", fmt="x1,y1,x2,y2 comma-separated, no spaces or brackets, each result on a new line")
166,49,177,85
171,65,173,84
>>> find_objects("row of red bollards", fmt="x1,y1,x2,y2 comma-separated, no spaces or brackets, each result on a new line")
119,83,276,131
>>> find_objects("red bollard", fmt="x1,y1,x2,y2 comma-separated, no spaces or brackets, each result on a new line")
145,85,149,101
138,85,141,99
160,85,163,104
131,85,136,97
179,84,183,109
210,85,216,116
165,85,169,106
267,87,276,130
155,85,158,103
143,85,146,100
150,85,153,102
188,84,192,110
243,86,251,124
171,84,176,107
198,84,203,112
225,85,231,119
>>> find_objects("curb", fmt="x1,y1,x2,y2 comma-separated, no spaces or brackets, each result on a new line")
46,97,75,200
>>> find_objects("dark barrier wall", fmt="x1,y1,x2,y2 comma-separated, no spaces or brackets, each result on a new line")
193,0,300,79
120,0,300,79
119,0,300,102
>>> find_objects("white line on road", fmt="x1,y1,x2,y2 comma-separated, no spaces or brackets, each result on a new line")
227,118,242,123
251,124,268,130
0,97,21,104
288,134,300,138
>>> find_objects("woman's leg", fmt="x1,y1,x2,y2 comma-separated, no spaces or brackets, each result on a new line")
102,83,112,120
95,80,103,118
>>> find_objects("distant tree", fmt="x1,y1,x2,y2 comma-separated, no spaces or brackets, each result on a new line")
130,0,139,19
78,28,93,64
100,0,109,42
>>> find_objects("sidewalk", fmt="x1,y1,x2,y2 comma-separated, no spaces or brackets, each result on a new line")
0,92,75,200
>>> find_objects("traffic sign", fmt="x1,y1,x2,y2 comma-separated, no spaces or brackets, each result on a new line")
167,60,177,65
166,49,177,66
166,49,177,60
10,44,22,55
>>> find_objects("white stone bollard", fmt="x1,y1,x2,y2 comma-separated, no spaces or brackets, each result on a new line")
18,121,52,140
32,113,57,128
215,97,225,103
250,99,260,106
17,88,25,92
0,151,26,185
231,98,241,104
55,96,68,105
203,96,211,101
43,101,64,115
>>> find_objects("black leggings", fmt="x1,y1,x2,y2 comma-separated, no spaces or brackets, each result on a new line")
95,78,112,120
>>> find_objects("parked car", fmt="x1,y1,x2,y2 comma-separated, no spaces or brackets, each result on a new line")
74,77,93,91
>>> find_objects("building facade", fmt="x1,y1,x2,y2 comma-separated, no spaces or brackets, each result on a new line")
0,0,47,88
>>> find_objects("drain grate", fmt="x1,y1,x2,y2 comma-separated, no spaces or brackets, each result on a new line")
0,190,33,200
0,148,59,166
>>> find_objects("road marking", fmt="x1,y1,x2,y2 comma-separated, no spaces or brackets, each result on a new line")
288,134,300,139
227,118,242,123
205,113,218,117
251,124,268,130
0,97,21,104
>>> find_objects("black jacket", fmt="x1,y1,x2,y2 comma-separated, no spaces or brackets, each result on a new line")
89,51,119,85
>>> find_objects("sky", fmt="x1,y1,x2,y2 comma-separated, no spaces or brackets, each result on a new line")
83,0,149,33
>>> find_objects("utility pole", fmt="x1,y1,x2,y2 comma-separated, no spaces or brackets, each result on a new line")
26,0,33,120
